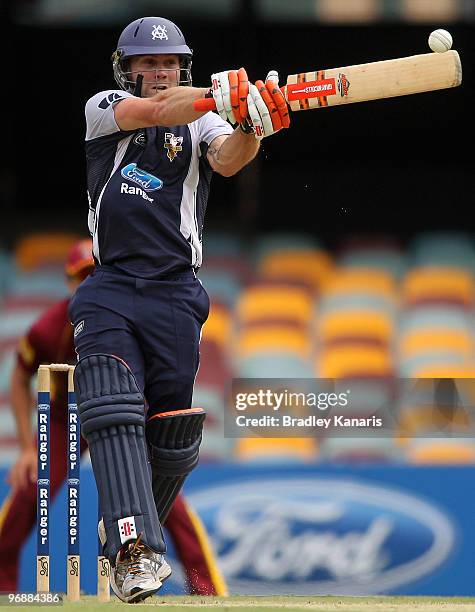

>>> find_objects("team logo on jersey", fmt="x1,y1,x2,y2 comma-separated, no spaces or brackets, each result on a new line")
98,92,124,109
121,163,163,191
134,132,147,147
74,320,84,337
164,132,183,162
151,24,168,40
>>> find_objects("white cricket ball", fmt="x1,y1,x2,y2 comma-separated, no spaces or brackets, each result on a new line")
428,29,453,53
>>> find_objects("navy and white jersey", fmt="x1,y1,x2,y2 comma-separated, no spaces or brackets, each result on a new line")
85,89,233,278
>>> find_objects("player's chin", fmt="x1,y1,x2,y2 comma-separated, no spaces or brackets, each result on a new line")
143,85,165,97
146,83,178,96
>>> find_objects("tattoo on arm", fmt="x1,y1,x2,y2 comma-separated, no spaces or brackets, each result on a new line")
207,144,219,160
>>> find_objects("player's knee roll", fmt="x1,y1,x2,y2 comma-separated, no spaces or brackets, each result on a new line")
146,408,206,523
147,407,205,474
74,354,145,435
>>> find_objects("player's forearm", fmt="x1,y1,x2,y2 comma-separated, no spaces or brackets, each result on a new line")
11,365,34,450
116,87,211,130
208,128,260,177
150,86,212,126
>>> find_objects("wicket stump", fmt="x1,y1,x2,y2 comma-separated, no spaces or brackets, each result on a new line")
36,363,110,601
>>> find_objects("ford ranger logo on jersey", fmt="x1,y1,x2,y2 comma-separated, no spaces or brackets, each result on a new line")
189,478,455,595
121,163,163,192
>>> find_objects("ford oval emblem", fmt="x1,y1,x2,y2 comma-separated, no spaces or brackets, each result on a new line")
189,478,455,595
120,163,163,192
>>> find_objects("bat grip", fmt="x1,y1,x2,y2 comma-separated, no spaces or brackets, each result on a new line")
193,97,216,112
193,85,288,112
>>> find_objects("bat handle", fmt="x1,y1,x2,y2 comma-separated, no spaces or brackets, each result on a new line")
193,86,288,112
193,97,216,112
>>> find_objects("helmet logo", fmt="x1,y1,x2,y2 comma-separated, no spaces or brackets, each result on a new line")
151,24,168,40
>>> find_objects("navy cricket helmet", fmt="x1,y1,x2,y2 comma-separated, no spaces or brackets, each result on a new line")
112,17,193,93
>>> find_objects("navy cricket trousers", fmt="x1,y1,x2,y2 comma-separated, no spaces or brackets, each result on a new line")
68,266,210,417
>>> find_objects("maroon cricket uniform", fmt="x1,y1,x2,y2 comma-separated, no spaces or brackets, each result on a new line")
0,298,226,595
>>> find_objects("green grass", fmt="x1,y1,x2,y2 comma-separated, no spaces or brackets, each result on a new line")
6,595,475,612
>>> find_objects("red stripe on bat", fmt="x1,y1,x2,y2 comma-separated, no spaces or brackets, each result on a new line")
317,70,328,107
297,73,310,110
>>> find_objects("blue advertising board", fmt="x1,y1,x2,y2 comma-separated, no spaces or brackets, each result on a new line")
0,464,473,596
185,465,473,596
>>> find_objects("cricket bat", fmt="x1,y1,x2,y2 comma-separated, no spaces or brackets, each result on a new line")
193,51,462,113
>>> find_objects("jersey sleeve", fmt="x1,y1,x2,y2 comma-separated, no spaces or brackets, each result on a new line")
16,321,49,375
85,90,134,141
16,300,71,375
197,112,234,147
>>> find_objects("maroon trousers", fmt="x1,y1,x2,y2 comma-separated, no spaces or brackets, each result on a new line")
0,419,224,595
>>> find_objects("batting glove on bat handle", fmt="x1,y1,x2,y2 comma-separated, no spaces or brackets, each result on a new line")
194,97,217,112
204,68,250,124
194,88,288,112
194,76,288,113
245,71,291,139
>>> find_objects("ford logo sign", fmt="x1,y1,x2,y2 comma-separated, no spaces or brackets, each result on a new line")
120,163,163,191
189,478,455,595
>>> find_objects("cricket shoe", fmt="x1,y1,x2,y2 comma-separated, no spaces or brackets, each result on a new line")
98,518,171,603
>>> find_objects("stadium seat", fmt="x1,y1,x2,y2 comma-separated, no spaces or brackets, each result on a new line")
317,344,393,378
204,255,253,285
197,270,242,307
319,436,400,463
398,352,473,378
14,233,82,271
399,329,475,360
234,437,318,463
318,293,396,317
258,249,333,294
401,266,475,308
197,303,233,389
317,310,393,346
0,350,16,394
238,353,314,378
410,232,475,270
0,249,13,297
203,232,245,258
237,326,312,360
338,246,407,280
321,268,397,301
236,285,314,329
405,438,475,464
0,402,18,465
413,364,475,378
0,310,44,340
398,306,475,334
196,339,232,389
336,234,408,279
1,295,58,310
6,271,68,299
202,301,233,349
253,232,321,262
